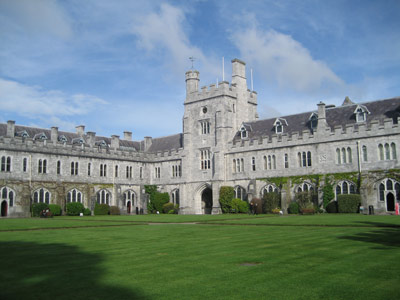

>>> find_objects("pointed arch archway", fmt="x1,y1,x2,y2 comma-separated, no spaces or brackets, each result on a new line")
194,184,213,214
386,192,395,212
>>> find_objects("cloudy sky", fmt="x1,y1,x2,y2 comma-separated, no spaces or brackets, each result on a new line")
1,0,399,140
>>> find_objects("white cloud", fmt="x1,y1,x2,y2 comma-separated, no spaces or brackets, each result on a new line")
132,3,219,79
0,0,72,38
0,78,107,118
231,27,344,93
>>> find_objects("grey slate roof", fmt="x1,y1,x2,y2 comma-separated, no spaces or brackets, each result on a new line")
147,134,183,152
234,97,400,141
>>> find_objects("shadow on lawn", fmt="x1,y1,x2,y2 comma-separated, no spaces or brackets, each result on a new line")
339,222,400,249
0,241,148,300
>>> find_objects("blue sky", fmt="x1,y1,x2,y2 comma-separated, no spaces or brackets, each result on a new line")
1,0,399,140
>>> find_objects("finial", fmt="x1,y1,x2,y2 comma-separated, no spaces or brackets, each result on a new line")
189,56,196,69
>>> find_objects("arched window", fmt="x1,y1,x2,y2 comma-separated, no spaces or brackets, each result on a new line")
391,143,397,160
33,188,50,204
66,189,83,203
123,190,136,206
272,155,276,169
362,145,368,162
171,189,180,206
264,156,267,170
385,143,390,160
1,156,12,172
377,179,400,202
341,148,346,164
378,144,384,160
335,181,357,197
284,153,289,169
347,147,352,163
97,189,111,205
336,148,341,164
377,179,400,211
296,182,314,193
1,187,15,207
263,184,278,196
234,186,246,200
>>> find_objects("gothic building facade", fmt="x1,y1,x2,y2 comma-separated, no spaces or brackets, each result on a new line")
1,59,399,217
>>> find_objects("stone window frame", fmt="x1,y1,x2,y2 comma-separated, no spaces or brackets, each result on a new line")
38,158,47,174
70,161,79,176
1,156,12,172
123,190,136,206
33,188,51,204
298,151,312,167
335,180,357,199
199,120,211,135
1,186,15,207
66,188,83,203
97,189,111,205
201,149,211,170
171,189,180,206
378,143,397,161
234,185,246,200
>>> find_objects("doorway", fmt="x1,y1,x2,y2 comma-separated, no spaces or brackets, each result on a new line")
127,201,131,214
201,188,213,214
1,200,7,217
386,192,395,211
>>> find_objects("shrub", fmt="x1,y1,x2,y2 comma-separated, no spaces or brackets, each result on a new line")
262,192,281,213
288,202,299,214
66,202,84,216
231,198,249,213
337,194,361,213
168,209,176,214
83,208,92,216
219,186,234,213
49,204,62,216
163,202,175,214
94,203,110,215
32,203,49,217
110,206,120,215
326,201,338,213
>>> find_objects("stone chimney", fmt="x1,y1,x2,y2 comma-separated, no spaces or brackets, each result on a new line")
6,120,15,138
317,101,328,132
76,125,85,137
123,131,132,141
111,135,120,150
144,136,152,151
51,127,58,143
86,132,96,147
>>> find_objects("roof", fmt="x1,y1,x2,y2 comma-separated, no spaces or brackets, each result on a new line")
147,134,183,152
234,97,400,141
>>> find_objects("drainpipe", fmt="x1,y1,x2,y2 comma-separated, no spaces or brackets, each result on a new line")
357,141,362,173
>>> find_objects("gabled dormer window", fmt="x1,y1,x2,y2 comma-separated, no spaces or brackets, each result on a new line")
33,132,48,141
240,126,247,139
16,130,29,138
354,105,370,123
239,123,251,139
309,113,318,130
273,118,287,134
58,135,68,143
95,140,108,147
72,138,85,145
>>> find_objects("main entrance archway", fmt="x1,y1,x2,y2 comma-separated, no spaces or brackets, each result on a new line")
201,188,213,214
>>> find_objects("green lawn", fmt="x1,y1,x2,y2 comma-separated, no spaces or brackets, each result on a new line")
0,214,399,300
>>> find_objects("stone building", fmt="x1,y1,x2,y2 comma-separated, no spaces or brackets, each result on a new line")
1,58,399,217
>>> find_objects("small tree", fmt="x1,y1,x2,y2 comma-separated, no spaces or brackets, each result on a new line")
231,198,249,213
262,192,281,213
219,186,234,213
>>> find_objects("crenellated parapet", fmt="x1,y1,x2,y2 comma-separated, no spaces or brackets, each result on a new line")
229,116,400,153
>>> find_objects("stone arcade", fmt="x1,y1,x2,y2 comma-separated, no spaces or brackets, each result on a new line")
1,59,399,217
